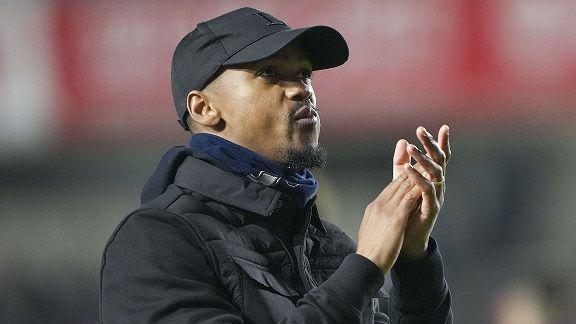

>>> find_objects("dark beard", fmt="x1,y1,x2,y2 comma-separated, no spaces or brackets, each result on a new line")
281,144,327,171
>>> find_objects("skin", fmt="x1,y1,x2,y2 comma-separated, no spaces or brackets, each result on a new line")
357,125,451,271
186,41,452,273
186,42,318,165
394,126,451,260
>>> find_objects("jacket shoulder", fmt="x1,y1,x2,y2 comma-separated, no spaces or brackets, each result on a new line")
101,184,230,278
99,194,241,322
103,183,241,261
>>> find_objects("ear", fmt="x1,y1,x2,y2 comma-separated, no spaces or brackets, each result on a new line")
186,90,221,128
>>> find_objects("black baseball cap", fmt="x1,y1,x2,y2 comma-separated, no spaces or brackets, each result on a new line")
171,7,349,131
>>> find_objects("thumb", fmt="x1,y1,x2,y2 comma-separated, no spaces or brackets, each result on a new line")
393,139,411,180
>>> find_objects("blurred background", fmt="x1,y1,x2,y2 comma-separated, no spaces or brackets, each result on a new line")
1,0,575,323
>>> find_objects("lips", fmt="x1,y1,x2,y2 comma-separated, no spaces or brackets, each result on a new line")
293,105,318,120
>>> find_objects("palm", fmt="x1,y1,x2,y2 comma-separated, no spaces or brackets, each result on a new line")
392,145,443,220
391,126,450,258
401,164,442,231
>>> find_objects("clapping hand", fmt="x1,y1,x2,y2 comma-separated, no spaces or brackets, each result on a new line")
392,125,451,260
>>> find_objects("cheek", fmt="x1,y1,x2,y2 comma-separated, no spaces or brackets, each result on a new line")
219,76,289,141
243,89,284,126
235,93,281,137
249,100,285,135
221,84,262,127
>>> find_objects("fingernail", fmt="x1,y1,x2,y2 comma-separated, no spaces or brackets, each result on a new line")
410,144,421,153
419,127,430,137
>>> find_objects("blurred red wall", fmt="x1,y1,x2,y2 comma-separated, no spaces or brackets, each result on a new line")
26,0,576,141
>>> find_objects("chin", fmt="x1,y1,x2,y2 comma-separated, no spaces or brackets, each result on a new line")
283,142,327,170
297,139,319,149
293,133,320,149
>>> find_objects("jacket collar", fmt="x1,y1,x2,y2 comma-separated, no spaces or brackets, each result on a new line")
174,154,282,216
173,154,326,234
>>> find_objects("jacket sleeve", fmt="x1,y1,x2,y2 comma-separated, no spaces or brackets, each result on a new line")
387,237,453,323
100,210,385,323
279,253,385,323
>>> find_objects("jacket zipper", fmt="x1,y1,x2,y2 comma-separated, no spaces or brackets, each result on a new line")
268,200,316,296
270,231,304,296
294,205,314,292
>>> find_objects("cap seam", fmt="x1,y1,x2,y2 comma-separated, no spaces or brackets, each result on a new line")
202,22,230,57
199,22,234,88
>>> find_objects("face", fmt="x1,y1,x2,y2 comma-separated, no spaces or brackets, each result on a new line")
207,43,324,168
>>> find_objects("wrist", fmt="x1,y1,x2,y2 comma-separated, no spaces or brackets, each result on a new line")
400,240,429,261
355,249,391,274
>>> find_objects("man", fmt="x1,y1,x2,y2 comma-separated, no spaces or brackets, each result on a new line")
100,7,452,323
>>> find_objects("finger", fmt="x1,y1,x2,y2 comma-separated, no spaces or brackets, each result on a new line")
398,182,423,213
375,172,408,201
404,163,436,197
407,144,443,182
417,126,447,168
438,125,451,164
410,161,445,201
410,162,429,178
404,163,437,209
392,139,411,180
391,171,417,204
412,163,432,181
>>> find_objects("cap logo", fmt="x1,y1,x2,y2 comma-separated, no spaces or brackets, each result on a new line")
252,12,286,26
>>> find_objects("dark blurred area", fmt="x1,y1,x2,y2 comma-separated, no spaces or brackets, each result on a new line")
1,1,576,323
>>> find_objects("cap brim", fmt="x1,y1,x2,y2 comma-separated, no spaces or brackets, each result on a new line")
223,25,349,70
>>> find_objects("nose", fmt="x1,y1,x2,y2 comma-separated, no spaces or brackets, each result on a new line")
284,80,312,102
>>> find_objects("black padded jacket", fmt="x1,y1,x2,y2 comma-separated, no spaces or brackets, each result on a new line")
100,150,452,323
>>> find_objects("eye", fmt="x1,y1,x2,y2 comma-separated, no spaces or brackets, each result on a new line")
297,68,313,82
256,66,278,78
